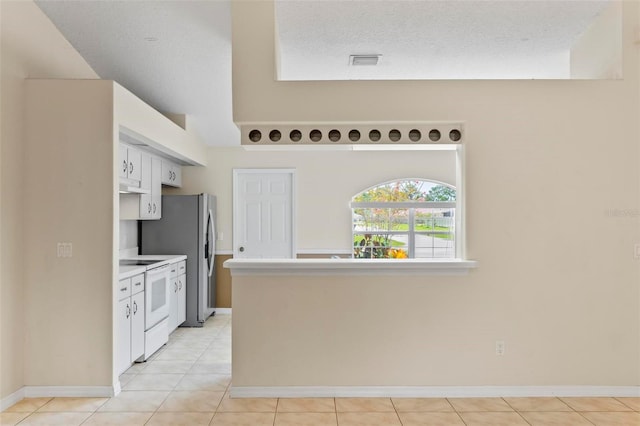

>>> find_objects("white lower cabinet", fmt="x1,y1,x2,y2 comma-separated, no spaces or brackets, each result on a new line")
117,297,132,376
131,291,145,361
177,272,186,326
168,260,187,333
177,260,186,325
117,273,145,376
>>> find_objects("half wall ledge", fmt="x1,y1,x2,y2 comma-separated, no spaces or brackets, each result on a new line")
223,258,478,276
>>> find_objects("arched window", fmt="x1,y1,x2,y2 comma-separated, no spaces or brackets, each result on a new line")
351,179,456,259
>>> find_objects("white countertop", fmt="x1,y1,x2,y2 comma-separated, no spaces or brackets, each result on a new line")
223,258,478,276
118,254,187,280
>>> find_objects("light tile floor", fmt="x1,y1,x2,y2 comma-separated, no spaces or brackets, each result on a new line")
2,313,639,425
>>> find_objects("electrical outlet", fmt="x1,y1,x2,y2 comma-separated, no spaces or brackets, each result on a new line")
57,242,73,258
495,340,505,356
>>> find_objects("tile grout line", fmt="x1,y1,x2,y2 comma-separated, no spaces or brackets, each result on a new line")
559,397,600,426
443,397,468,426
500,396,533,426
272,398,279,426
389,397,402,426
614,396,638,411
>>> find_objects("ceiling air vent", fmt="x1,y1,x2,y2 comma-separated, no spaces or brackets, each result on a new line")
240,122,464,146
350,54,381,66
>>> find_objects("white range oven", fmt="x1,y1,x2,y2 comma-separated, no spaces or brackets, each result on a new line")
145,264,171,328
143,263,171,360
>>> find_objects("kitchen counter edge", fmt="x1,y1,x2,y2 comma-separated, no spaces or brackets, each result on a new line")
118,255,187,280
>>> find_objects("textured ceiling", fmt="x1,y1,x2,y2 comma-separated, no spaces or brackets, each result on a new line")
36,1,611,147
36,0,237,146
276,0,612,80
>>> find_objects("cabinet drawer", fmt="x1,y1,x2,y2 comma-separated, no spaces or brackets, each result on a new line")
118,278,131,301
131,274,145,295
178,260,186,275
170,263,178,278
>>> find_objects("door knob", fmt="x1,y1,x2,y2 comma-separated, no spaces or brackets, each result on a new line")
239,247,245,252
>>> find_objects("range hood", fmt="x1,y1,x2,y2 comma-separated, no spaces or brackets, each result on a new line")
119,183,151,194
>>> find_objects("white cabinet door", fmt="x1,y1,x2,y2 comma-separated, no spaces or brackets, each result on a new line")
161,160,182,187
140,156,163,220
117,298,131,375
161,160,173,185
119,144,128,179
119,144,142,183
140,153,152,192
151,157,162,219
172,165,182,187
127,147,142,182
169,275,179,332
177,273,186,326
130,292,145,362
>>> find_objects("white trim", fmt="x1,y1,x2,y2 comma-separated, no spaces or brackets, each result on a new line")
23,386,116,398
0,388,25,411
455,143,465,259
351,201,456,209
217,249,353,256
1,386,117,409
214,308,232,314
113,381,121,397
296,249,352,255
230,385,640,399
224,258,477,276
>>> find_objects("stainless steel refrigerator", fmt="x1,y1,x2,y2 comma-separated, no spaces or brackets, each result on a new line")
141,194,216,327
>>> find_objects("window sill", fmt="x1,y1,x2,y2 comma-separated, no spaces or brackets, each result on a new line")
223,258,478,276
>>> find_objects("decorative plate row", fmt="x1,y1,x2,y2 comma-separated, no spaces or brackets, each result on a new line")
239,123,464,145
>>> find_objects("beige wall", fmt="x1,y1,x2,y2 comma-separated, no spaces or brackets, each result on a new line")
233,272,636,387
570,1,623,79
180,148,456,253
225,1,640,387
0,1,98,401
24,81,114,388
180,147,455,310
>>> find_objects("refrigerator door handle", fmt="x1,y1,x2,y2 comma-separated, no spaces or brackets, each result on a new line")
206,209,215,277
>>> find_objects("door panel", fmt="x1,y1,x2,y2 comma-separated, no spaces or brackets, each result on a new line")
233,170,295,259
131,292,145,361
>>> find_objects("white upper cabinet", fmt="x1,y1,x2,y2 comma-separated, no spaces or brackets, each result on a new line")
139,153,152,193
140,155,162,220
161,160,182,187
119,144,142,183
151,157,162,218
118,144,128,179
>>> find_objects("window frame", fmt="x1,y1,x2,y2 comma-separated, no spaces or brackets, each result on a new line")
349,145,465,260
351,201,456,259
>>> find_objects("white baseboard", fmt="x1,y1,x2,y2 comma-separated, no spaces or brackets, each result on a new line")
215,308,232,314
0,388,25,411
230,385,640,399
113,381,122,397
1,385,117,411
24,386,116,398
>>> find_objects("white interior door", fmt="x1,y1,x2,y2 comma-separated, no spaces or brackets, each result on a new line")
233,169,295,259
